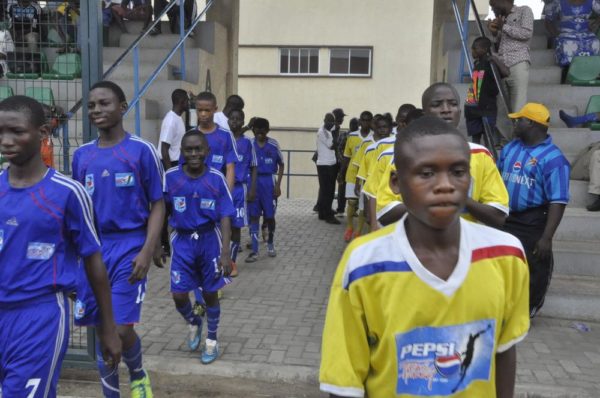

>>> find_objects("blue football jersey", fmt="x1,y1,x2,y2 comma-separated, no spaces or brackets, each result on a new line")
0,169,101,303
190,126,239,173
71,133,165,234
253,138,284,175
234,134,257,184
165,166,236,230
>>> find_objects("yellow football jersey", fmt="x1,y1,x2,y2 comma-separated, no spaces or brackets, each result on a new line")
375,143,509,222
352,139,374,181
320,218,530,398
363,147,394,199
345,131,373,184
357,137,395,183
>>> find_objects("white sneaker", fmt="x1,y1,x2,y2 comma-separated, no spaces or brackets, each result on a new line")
201,338,219,364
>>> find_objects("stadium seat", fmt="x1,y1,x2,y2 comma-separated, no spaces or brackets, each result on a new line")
42,53,82,80
25,87,55,106
5,52,50,79
585,95,600,131
566,56,600,86
0,86,14,101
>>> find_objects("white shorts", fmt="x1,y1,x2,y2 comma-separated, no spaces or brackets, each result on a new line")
345,183,357,199
358,192,367,211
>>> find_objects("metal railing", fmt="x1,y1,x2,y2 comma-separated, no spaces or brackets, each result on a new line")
280,149,319,199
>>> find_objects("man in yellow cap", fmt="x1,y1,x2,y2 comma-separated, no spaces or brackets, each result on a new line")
497,102,570,317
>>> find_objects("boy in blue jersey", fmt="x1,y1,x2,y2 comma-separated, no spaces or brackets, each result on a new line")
499,103,570,318
165,130,234,364
228,108,257,275
245,118,284,263
0,96,121,398
72,81,165,398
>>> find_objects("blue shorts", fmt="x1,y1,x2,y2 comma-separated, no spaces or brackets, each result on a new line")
248,175,277,219
0,293,69,398
232,182,248,229
75,231,147,326
170,225,232,294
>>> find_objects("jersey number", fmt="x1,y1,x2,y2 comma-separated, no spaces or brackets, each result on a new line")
236,207,245,219
26,378,41,398
135,283,146,304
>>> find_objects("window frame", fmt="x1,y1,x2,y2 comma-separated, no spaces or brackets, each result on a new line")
328,47,372,77
279,47,320,76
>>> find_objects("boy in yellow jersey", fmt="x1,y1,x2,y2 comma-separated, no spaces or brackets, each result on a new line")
351,130,375,238
377,83,508,228
342,111,373,241
320,116,529,398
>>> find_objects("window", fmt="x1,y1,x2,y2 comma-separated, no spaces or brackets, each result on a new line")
329,48,371,76
280,48,319,74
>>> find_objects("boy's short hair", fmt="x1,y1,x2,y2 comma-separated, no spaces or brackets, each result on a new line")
405,108,425,125
394,116,466,167
472,36,492,51
382,113,394,126
360,110,373,119
397,104,416,117
252,117,270,130
225,94,244,110
196,91,217,105
0,95,46,127
228,108,245,119
171,89,188,106
91,80,127,103
181,129,209,146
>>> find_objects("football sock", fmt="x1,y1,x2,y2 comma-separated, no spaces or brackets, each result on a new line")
122,336,146,382
176,300,202,326
96,340,120,397
560,110,598,127
206,305,220,341
267,220,275,244
231,241,240,262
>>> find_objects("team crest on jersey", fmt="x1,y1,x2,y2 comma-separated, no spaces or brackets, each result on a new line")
212,155,224,164
74,299,86,320
102,169,110,177
115,173,135,187
513,161,522,172
174,197,186,213
395,319,495,396
172,271,181,285
6,217,18,226
85,174,94,195
26,242,56,260
528,158,538,167
200,198,216,210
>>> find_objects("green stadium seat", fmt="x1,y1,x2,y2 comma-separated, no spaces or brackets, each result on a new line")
0,86,14,101
566,56,600,86
5,52,50,79
42,53,82,80
25,87,55,106
585,95,600,131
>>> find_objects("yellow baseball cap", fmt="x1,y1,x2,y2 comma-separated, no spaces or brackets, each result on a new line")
508,103,550,127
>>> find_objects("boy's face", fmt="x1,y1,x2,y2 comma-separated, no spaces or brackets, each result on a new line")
195,99,217,126
360,114,373,130
88,88,126,130
181,134,208,171
391,134,471,230
471,44,487,59
228,111,244,134
396,109,411,130
424,87,461,128
324,115,335,131
0,110,47,166
375,119,391,140
253,126,269,142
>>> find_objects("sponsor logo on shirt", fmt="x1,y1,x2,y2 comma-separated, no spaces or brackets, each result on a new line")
395,320,495,395
26,242,56,260
265,157,274,165
200,198,216,210
174,196,186,213
172,270,181,285
74,299,86,320
102,169,110,177
502,171,536,189
6,217,18,226
513,161,522,172
85,174,94,195
212,155,224,164
115,173,135,187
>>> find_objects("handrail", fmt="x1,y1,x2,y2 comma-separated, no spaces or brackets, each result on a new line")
280,149,318,199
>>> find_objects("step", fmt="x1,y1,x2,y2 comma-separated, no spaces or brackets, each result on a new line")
568,179,593,208
550,128,600,154
103,61,175,82
541,274,600,322
555,207,600,241
102,47,201,67
119,33,197,50
529,65,562,84
530,49,556,67
554,240,600,277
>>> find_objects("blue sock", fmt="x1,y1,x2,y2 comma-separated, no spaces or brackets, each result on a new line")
250,222,259,254
96,340,120,397
122,336,146,382
560,110,598,127
231,241,240,262
267,221,275,244
193,288,205,306
206,305,220,341
176,301,203,326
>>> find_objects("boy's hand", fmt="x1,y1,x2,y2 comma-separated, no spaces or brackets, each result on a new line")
129,248,152,284
152,243,167,269
247,189,256,202
219,253,232,277
533,237,552,261
274,185,282,198
488,19,500,35
97,325,122,370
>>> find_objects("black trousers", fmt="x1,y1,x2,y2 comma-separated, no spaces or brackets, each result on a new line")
317,164,338,220
503,206,552,317
154,0,195,29
337,180,346,212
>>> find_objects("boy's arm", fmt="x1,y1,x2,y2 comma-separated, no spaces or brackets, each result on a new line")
465,199,507,229
225,162,235,192
160,142,172,170
534,203,565,260
274,162,284,198
368,197,378,231
219,216,232,276
496,346,517,398
248,166,257,202
129,198,166,283
83,252,122,367
502,7,534,41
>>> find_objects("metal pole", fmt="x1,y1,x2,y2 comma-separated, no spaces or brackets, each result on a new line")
458,0,472,82
62,120,70,174
286,151,291,199
80,0,103,143
179,0,186,80
451,0,473,79
133,46,141,137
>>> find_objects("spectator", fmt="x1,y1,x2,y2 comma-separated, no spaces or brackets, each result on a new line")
102,0,127,33
336,117,358,216
316,112,340,224
0,27,15,77
119,0,153,32
498,103,570,317
149,0,195,36
488,0,534,138
7,0,42,51
543,0,600,82
158,88,188,170
214,94,244,131
332,107,346,214
55,0,79,53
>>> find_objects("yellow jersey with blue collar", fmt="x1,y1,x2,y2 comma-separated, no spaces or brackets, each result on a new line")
345,131,373,184
352,139,374,181
375,143,509,222
320,217,529,398
357,136,395,184
363,147,394,199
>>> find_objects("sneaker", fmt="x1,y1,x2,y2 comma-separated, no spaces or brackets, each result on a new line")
130,375,153,398
201,339,219,364
343,228,353,242
230,261,239,277
187,323,202,351
193,301,206,317
267,243,276,257
245,252,258,263
325,217,341,225
587,195,600,211
353,231,361,239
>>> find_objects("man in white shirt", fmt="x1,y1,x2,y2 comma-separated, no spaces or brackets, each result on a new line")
213,94,245,131
158,89,188,170
316,112,341,224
